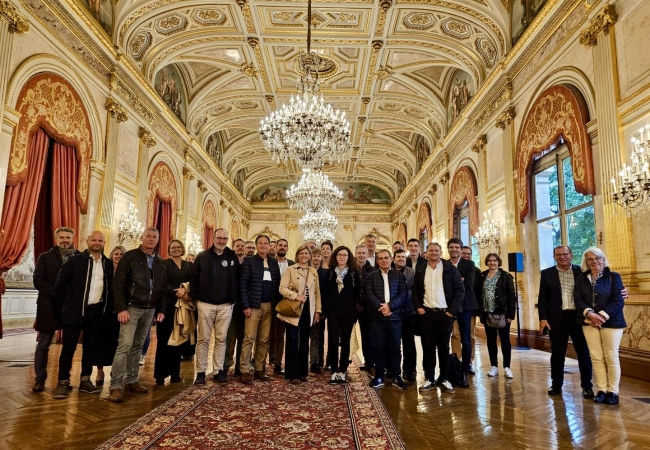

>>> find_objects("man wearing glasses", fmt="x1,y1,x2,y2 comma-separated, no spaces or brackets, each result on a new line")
190,228,240,385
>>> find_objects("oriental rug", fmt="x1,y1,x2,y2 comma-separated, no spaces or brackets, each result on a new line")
97,360,405,450
2,327,36,337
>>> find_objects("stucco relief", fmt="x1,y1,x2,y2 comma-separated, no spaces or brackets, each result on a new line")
622,305,650,352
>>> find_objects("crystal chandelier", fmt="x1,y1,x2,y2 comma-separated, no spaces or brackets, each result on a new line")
299,210,337,244
259,0,351,169
187,233,203,255
117,203,145,249
286,168,344,212
611,124,650,216
474,209,500,253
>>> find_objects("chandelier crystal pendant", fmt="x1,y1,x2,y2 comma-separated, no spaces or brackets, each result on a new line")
117,203,145,249
286,168,344,212
299,209,338,244
259,0,351,169
611,124,650,216
474,209,500,253
187,233,203,255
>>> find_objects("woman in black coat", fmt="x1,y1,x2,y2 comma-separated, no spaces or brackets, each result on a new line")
324,246,361,384
574,247,626,405
480,253,516,379
154,239,192,384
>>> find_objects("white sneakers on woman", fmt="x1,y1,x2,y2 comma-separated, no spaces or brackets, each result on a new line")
487,366,498,377
504,367,514,379
330,373,340,384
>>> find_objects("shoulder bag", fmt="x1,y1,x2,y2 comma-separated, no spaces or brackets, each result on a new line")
276,268,308,318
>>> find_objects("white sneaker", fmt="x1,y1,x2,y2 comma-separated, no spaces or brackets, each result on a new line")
487,366,498,377
339,372,347,384
329,372,340,384
419,380,435,391
504,367,514,379
139,355,146,366
440,380,455,393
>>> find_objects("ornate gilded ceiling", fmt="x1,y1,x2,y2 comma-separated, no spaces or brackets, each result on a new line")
115,0,510,203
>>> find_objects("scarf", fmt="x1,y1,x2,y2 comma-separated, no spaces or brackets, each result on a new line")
59,246,76,263
335,266,348,293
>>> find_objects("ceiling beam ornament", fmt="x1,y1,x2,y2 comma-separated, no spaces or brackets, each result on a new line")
236,0,256,33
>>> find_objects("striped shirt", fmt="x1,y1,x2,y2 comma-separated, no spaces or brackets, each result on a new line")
557,265,575,310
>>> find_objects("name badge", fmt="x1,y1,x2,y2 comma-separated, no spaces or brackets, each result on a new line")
263,269,272,281
222,260,228,267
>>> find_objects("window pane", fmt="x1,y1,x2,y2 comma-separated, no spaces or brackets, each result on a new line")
567,205,596,265
460,216,469,247
563,157,592,210
535,165,559,220
538,217,561,270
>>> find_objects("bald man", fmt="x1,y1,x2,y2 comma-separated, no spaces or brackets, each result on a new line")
52,231,114,399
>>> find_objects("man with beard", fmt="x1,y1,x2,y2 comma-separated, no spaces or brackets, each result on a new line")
269,240,277,259
32,227,79,393
245,241,256,257
225,239,246,376
392,248,417,382
52,231,113,399
269,239,294,374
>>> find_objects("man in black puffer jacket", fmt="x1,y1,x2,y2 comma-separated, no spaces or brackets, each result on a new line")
239,234,281,383
109,227,167,403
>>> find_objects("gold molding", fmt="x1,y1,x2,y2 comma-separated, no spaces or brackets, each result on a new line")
580,4,618,47
0,0,29,33
439,171,450,185
138,127,157,147
197,179,208,193
471,134,487,153
495,106,516,130
105,98,128,123
182,166,195,181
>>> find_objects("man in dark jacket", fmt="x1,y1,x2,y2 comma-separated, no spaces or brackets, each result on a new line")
538,246,593,398
239,234,281,383
190,228,239,385
225,238,247,376
32,226,79,393
447,238,478,387
355,244,376,373
461,245,482,372
269,238,294,375
52,231,113,399
393,248,417,382
406,238,427,270
365,249,408,390
109,227,167,403
412,242,464,394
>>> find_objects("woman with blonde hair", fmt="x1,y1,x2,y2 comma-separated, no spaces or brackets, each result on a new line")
574,247,625,405
278,245,321,385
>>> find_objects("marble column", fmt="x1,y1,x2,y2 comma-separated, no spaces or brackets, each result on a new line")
580,4,633,276
96,99,128,240
136,127,156,224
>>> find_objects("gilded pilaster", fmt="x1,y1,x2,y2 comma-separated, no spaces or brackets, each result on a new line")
495,108,519,256
136,127,156,223
179,166,193,242
581,4,633,276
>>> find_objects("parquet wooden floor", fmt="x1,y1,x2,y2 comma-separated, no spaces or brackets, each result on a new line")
1,330,650,449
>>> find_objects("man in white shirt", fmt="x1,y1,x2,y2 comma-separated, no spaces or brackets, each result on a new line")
52,231,114,399
365,234,378,268
412,242,464,393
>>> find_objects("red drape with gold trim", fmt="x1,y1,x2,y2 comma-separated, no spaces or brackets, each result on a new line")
153,197,172,259
51,142,79,246
203,225,214,250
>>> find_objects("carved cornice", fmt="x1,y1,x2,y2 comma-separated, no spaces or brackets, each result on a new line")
197,180,207,193
242,219,250,228
184,148,206,175
0,0,29,33
219,199,227,208
439,171,450,185
471,134,487,153
429,184,438,195
228,207,235,215
495,107,516,129
580,4,618,47
472,79,512,131
138,127,157,147
182,166,194,181
105,98,128,123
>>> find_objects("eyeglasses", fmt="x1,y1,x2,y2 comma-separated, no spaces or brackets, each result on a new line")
170,246,183,250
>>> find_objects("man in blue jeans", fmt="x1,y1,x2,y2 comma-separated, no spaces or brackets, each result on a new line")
109,227,167,403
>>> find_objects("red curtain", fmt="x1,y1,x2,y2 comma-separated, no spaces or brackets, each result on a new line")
203,224,214,250
51,142,79,247
153,196,172,259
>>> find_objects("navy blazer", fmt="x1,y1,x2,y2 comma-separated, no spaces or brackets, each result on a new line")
364,269,408,321
537,264,582,329
452,258,479,311
240,254,281,310
574,267,626,329
412,260,465,316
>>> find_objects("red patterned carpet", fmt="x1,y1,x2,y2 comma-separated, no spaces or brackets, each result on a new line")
97,360,405,450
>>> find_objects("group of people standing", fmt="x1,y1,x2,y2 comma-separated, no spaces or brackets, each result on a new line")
30,226,627,405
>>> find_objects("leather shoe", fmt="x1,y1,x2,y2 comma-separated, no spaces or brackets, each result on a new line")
32,379,45,393
241,373,253,384
548,386,562,396
467,364,476,376
108,388,123,403
254,371,270,382
582,388,595,399
458,372,470,388
273,365,284,375
300,376,308,382
290,379,301,385
310,364,321,374
126,382,149,393
594,390,607,403
605,392,619,405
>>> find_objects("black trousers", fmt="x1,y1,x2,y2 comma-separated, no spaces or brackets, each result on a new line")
327,313,356,373
401,315,417,376
420,309,454,382
371,319,402,378
358,309,375,368
58,308,102,381
318,317,327,365
549,310,593,389
154,305,182,380
485,322,512,368
284,300,311,380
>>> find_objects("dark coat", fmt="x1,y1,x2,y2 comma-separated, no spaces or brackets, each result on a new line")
537,264,582,329
412,260,465,316
406,255,427,270
396,266,416,316
479,269,517,321
364,269,408,321
53,250,113,325
322,269,361,317
452,258,479,311
33,247,79,332
473,266,483,307
358,260,376,307
190,246,240,305
113,246,168,314
240,254,281,310
574,267,626,328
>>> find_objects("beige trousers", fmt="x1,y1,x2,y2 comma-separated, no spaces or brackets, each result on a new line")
196,302,233,374
451,315,476,362
582,326,624,394
240,302,273,373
